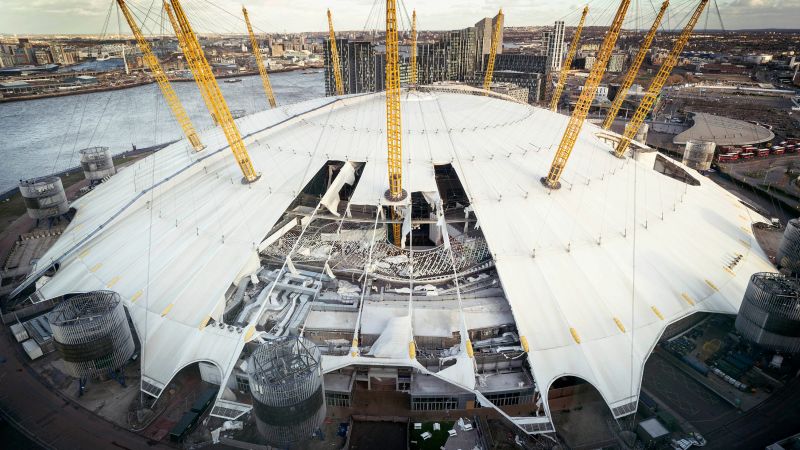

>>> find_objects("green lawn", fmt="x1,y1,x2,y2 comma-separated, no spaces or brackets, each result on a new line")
410,421,454,450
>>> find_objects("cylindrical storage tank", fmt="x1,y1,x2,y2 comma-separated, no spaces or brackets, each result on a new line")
18,176,69,220
735,272,800,353
682,139,716,171
247,336,325,447
777,218,800,275
79,146,116,182
47,291,135,378
634,122,649,144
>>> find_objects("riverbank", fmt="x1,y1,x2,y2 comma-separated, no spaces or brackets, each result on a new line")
0,65,322,104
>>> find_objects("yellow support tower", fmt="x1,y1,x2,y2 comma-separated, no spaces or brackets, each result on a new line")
164,0,217,126
614,0,708,158
602,0,668,129
169,0,259,182
385,0,405,246
327,10,344,96
542,0,631,189
116,0,203,151
242,6,276,109
482,9,504,92
410,10,418,85
549,6,589,111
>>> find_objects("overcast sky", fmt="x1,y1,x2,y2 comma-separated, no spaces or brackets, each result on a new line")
0,0,798,35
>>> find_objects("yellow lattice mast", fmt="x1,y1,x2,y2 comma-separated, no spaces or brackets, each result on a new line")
116,0,203,151
542,0,631,189
482,9,504,92
169,0,259,182
242,6,276,108
385,0,405,246
614,0,708,158
549,6,589,111
327,9,344,96
410,10,418,85
164,0,217,126
602,0,669,129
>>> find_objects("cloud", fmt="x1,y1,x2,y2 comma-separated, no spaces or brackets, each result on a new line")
0,0,797,35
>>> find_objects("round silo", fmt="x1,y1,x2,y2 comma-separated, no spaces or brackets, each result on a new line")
247,336,326,447
681,140,716,171
79,146,116,182
777,218,800,275
18,176,69,220
48,291,135,379
735,272,800,353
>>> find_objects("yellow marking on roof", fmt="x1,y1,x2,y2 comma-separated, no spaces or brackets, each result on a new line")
244,326,255,341
89,263,102,273
740,226,751,234
613,317,626,333
520,336,530,352
739,238,751,248
739,214,747,220
198,316,211,330
130,290,143,303
570,327,581,344
161,303,174,317
681,293,696,306
106,276,121,288
651,306,664,320
466,340,474,358
705,279,719,291
78,249,90,259
408,341,417,359
724,266,735,276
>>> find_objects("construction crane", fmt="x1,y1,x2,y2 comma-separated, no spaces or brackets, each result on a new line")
614,0,708,158
602,0,669,129
410,10,418,85
482,9,504,92
549,6,589,111
542,0,631,189
385,0,404,246
327,9,344,96
164,1,217,126
168,0,259,182
243,6,277,108
116,0,203,151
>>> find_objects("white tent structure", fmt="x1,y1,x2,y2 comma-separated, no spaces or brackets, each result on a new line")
20,89,774,432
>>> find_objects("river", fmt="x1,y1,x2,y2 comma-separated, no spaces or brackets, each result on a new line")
0,70,325,192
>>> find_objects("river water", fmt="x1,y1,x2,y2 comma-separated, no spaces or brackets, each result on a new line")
0,71,325,192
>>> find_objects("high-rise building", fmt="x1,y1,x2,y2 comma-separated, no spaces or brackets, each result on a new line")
608,53,626,73
442,28,477,81
468,70,544,104
489,53,548,74
474,12,504,72
416,42,448,85
544,21,566,71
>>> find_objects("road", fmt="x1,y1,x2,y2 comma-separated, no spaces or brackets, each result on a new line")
704,377,800,449
0,325,171,450
642,353,739,435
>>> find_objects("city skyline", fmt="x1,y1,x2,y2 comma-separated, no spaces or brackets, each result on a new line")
1,0,799,35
